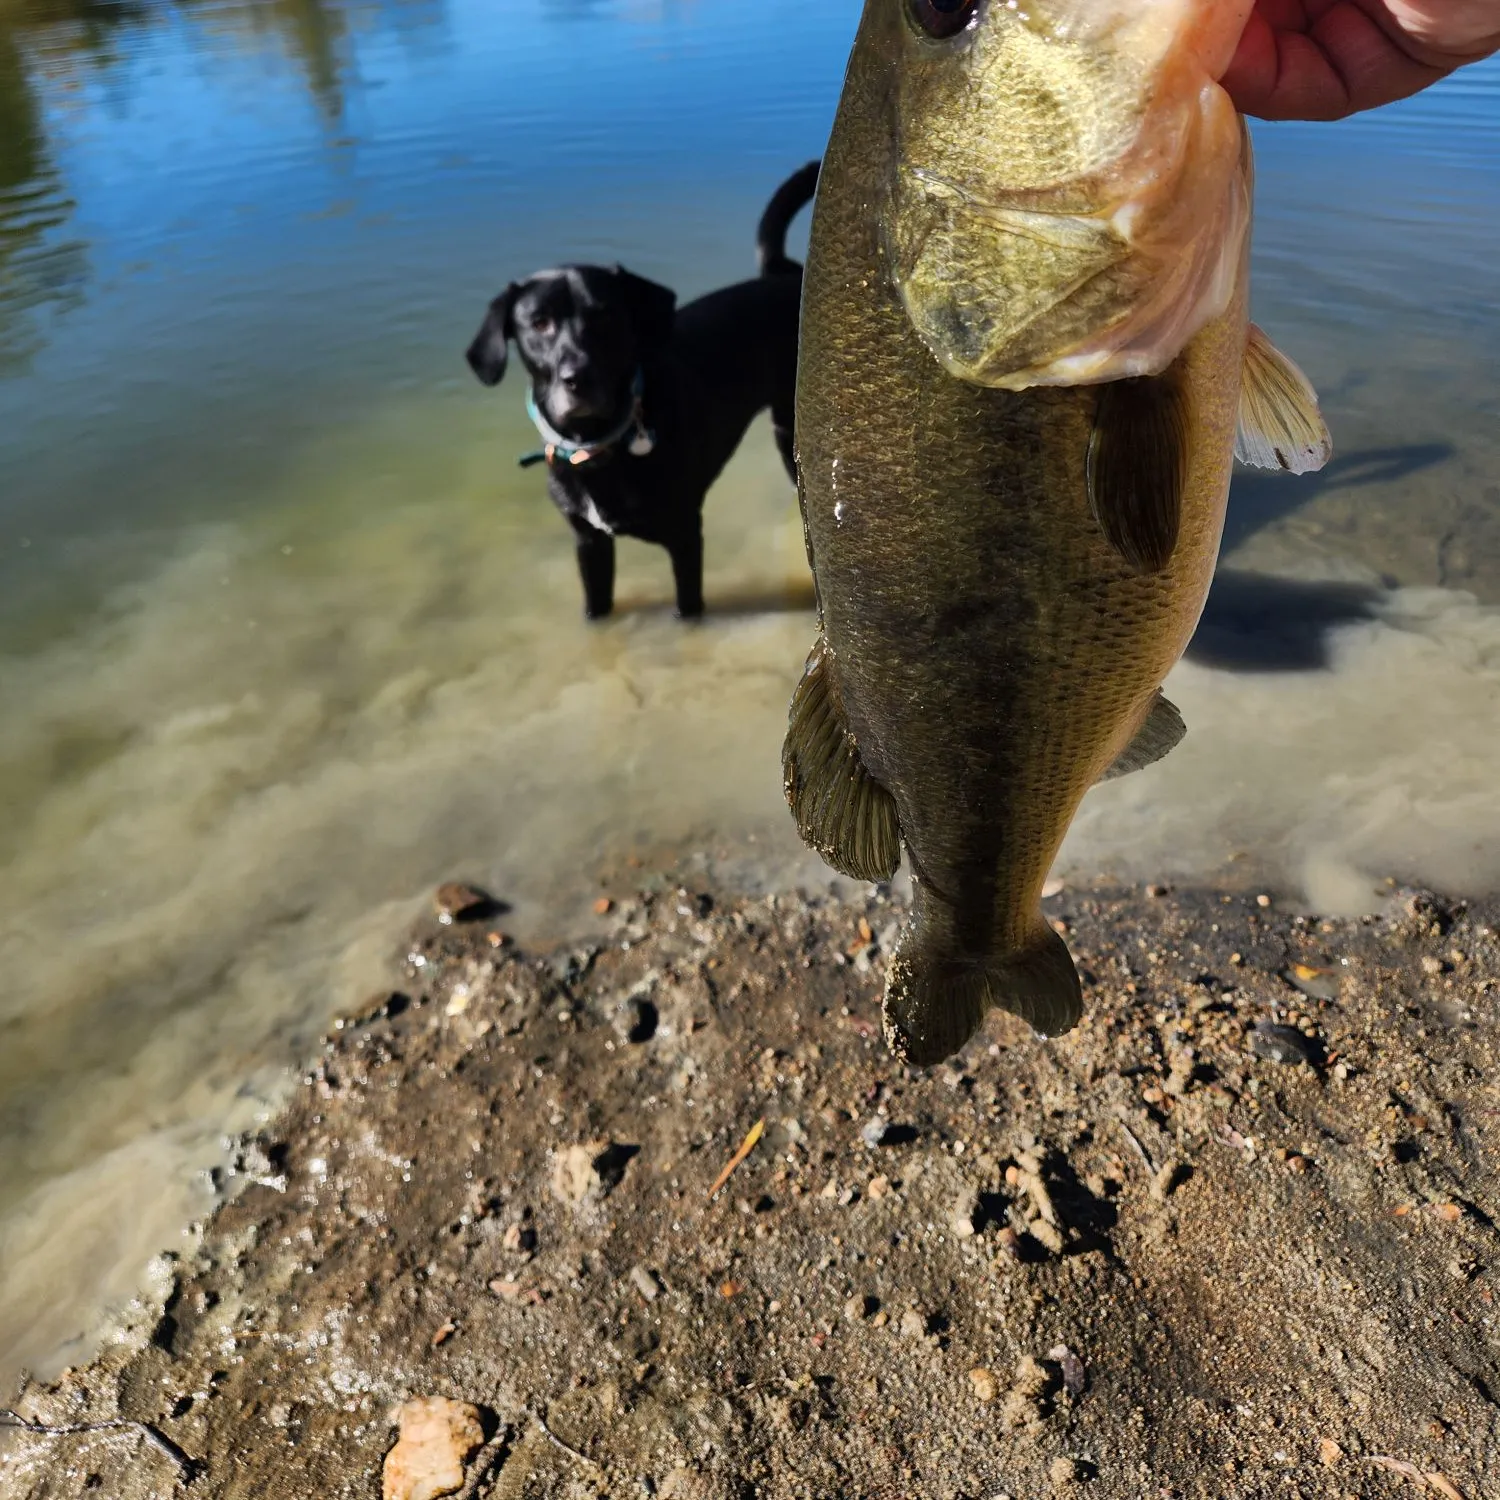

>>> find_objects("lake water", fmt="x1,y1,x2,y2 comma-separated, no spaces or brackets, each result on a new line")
0,0,1497,1394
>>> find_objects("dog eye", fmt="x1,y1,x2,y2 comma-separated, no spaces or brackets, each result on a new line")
531,315,555,336
907,0,978,39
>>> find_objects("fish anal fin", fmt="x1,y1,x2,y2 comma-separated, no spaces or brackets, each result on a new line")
782,637,901,883
883,920,1082,1068
1100,689,1186,782
1086,369,1190,575
1236,323,1332,475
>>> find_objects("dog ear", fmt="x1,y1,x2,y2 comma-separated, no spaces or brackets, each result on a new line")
612,266,677,350
466,283,521,386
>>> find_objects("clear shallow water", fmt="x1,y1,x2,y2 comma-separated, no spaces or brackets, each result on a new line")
0,0,1497,1391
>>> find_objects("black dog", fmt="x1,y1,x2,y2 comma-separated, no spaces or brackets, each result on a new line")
465,161,819,620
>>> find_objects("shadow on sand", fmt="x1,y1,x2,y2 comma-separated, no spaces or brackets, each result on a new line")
1187,570,1384,673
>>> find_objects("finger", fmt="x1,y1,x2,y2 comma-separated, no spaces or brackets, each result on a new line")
1221,3,1456,119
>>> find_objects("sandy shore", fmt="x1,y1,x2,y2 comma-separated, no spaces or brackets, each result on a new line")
1,873,1496,1499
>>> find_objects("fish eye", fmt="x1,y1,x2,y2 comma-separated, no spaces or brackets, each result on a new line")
906,0,979,40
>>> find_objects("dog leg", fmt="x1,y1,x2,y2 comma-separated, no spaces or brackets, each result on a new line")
571,522,616,620
667,521,705,620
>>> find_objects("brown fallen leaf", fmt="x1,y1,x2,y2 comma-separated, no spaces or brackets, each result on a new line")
707,1117,765,1201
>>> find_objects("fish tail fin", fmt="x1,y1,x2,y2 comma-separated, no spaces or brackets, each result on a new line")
882,908,1082,1068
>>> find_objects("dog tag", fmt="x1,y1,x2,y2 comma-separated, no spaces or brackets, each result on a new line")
629,429,655,457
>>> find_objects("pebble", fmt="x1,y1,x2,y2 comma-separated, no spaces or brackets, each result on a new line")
860,1117,891,1148
551,1140,627,1205
1256,893,1273,908
844,1294,876,1322
899,1308,929,1339
968,1367,999,1403
1049,1457,1087,1488
1318,1438,1344,1466
629,1265,662,1302
1029,1218,1066,1256
997,1226,1024,1262
1041,877,1065,899
594,896,614,915
382,1396,485,1500
950,1187,980,1239
1420,954,1445,976
1047,1344,1087,1397
1150,1161,1186,1203
501,1222,536,1253
433,883,492,924
1249,1021,1323,1068
866,1174,891,1200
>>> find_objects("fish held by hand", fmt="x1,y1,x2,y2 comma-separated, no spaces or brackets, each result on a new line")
784,0,1332,1066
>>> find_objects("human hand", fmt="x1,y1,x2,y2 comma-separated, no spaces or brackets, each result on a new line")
1221,1,1500,120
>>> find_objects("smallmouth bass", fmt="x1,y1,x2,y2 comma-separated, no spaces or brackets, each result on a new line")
784,0,1332,1065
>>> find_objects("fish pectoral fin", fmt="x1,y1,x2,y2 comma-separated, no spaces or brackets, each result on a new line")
1235,323,1333,475
883,921,1082,1068
782,635,901,883
1099,689,1185,781
1086,369,1189,574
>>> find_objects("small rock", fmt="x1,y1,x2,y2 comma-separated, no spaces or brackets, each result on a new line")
551,1140,632,1206
501,1222,536,1254
1049,1457,1087,1488
1249,1021,1323,1068
1150,1160,1186,1203
1030,1218,1066,1256
383,1397,485,1500
969,1367,999,1403
997,1226,1024,1262
594,896,614,915
950,1187,980,1239
431,1321,457,1347
1042,877,1065,899
1420,954,1445,976
434,883,491,924
866,1174,891,1200
629,1265,663,1302
1256,893,1273,908
1146,883,1168,899
899,1308,929,1339
860,1117,891,1148
1318,1438,1344,1466
844,1294,877,1322
1047,1344,1087,1397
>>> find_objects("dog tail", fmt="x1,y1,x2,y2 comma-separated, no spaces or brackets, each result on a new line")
756,160,820,277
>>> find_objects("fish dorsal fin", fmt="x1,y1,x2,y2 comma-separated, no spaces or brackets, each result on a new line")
1086,369,1190,574
782,636,901,883
1235,323,1332,475
1099,689,1185,781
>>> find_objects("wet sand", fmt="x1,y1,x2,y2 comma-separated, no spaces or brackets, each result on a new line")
2,873,1495,1499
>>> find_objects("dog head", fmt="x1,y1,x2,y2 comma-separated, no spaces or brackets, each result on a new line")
465,266,677,442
